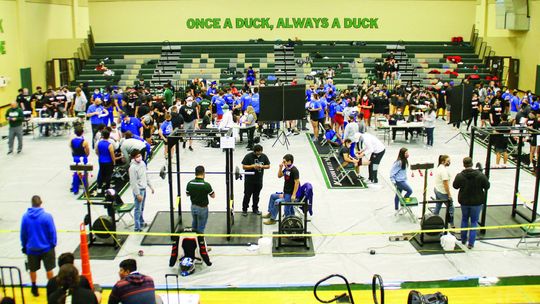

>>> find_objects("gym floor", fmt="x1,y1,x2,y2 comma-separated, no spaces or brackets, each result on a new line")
0,119,539,298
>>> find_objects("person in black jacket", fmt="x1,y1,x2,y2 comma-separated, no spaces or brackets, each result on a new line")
452,157,490,249
48,264,98,304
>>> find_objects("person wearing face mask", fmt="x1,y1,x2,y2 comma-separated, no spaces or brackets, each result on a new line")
128,150,154,232
86,98,108,148
218,104,234,129
390,148,412,211
433,155,454,227
263,154,300,225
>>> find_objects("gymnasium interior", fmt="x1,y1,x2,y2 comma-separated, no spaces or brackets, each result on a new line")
1,0,540,303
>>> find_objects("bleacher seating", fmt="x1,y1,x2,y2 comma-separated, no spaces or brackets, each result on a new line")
74,41,490,91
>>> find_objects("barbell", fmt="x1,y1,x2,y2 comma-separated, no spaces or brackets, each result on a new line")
151,165,255,180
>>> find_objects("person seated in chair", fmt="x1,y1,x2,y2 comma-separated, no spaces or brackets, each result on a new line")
263,154,300,225
390,108,413,142
323,123,342,147
340,139,362,177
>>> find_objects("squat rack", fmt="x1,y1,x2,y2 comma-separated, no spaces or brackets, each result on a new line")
165,128,234,236
469,125,540,229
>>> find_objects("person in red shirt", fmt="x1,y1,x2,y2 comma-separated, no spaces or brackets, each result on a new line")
359,95,373,127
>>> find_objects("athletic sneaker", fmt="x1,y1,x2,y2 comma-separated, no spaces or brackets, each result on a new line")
263,219,277,225
242,211,248,217
189,146,194,151
253,210,262,215
261,213,271,219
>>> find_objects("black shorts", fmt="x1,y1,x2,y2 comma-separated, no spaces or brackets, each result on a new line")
143,128,152,139
28,248,56,272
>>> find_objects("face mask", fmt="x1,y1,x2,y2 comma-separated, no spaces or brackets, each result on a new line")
187,102,193,107
134,155,143,163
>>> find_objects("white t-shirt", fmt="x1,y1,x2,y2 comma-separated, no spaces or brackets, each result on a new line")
434,164,451,194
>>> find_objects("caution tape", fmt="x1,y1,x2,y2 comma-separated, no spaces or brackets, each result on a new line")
0,222,538,238
516,192,534,204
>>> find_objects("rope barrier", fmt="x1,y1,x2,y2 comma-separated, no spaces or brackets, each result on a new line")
0,222,538,239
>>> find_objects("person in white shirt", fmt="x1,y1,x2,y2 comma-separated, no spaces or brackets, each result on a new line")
433,155,454,227
423,106,436,147
71,87,88,116
358,132,386,184
218,104,234,130
343,114,359,156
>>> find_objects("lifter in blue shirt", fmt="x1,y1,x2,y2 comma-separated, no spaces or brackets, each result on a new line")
95,129,116,194
70,127,90,194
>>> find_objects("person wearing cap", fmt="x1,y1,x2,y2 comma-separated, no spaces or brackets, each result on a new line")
180,96,199,151
453,157,490,249
120,115,143,138
218,104,234,129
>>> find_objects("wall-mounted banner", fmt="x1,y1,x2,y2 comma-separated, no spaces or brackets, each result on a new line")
186,17,379,30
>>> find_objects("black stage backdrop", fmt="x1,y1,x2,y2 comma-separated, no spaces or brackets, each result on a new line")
448,84,474,124
258,85,305,121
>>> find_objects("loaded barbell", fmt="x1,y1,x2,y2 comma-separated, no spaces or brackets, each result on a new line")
151,165,255,180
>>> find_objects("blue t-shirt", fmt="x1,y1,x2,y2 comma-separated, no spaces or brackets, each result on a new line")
320,97,328,113
241,94,251,111
310,100,323,119
251,93,260,113
306,89,315,101
161,120,173,136
328,101,337,118
510,96,521,112
224,93,234,106
215,97,225,115
87,104,104,125
121,117,142,137
207,87,217,96
325,129,342,145
97,140,113,163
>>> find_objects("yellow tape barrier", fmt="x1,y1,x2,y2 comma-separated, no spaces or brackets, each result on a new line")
0,222,538,238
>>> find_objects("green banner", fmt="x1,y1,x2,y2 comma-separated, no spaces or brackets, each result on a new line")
185,17,379,30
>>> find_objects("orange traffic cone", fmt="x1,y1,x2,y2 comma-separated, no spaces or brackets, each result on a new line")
79,223,94,289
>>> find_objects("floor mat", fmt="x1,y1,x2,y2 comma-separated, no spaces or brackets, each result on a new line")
306,134,367,189
77,141,163,201
430,204,528,240
73,235,128,260
272,233,315,257
141,211,262,246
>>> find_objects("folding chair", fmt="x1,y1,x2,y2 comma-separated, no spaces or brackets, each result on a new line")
116,203,135,227
516,223,540,255
394,185,418,223
334,157,358,186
